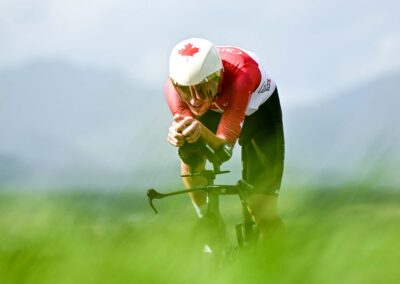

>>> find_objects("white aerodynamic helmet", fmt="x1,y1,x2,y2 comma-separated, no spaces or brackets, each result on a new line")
169,38,223,86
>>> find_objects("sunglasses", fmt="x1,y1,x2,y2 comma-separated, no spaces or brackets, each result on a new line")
171,70,222,102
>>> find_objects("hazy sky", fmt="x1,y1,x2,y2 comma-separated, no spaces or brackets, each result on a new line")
1,0,399,107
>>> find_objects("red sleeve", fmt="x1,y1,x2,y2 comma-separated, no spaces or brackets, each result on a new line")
216,65,261,145
164,79,194,118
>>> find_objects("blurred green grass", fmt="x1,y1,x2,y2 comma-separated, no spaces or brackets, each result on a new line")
0,186,399,284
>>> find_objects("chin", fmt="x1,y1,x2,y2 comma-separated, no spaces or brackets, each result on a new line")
191,108,207,116
188,101,212,116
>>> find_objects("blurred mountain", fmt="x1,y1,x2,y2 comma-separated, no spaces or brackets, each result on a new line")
284,71,400,188
0,153,30,182
0,60,399,190
0,60,177,190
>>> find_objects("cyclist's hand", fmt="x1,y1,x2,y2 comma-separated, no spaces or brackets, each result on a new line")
166,114,185,147
167,126,185,147
182,119,202,143
174,115,202,144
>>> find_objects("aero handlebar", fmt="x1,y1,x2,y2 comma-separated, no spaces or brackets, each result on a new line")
147,142,235,214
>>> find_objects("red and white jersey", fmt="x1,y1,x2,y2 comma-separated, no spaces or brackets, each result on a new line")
165,46,276,144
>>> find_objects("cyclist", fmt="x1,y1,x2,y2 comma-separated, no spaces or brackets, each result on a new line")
165,38,285,240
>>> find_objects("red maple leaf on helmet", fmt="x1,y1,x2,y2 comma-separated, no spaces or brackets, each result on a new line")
178,43,200,57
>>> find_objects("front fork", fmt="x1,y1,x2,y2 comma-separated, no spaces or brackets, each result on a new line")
236,179,258,247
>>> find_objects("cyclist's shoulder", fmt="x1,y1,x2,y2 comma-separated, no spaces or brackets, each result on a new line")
217,46,262,86
217,46,260,66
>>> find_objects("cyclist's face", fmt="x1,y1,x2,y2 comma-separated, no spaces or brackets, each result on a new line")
184,87,214,116
172,70,222,116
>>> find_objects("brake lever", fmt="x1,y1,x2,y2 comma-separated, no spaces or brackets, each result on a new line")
147,188,162,214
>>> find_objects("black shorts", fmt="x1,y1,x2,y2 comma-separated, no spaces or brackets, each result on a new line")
199,88,285,195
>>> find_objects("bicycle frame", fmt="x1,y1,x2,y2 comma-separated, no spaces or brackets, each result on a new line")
146,143,258,248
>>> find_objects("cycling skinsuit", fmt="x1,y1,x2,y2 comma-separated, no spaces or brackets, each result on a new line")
165,46,285,195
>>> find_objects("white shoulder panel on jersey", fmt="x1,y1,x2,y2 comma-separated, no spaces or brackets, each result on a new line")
217,46,277,116
239,48,276,115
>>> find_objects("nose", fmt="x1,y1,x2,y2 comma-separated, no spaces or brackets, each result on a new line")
189,97,201,106
189,87,202,105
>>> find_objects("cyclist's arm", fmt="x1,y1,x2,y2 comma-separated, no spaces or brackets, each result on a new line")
172,71,257,150
199,123,230,150
165,79,194,118
214,70,257,145
172,114,230,150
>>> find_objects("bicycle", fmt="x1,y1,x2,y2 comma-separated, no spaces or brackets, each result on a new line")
146,142,259,255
